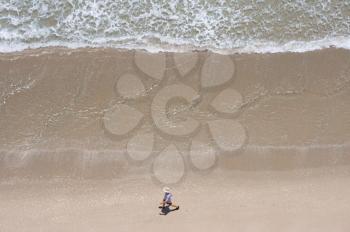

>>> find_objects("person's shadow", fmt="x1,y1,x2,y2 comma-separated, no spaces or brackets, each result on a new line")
158,206,179,215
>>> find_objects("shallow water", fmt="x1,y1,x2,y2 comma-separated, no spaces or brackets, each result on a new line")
0,48,349,182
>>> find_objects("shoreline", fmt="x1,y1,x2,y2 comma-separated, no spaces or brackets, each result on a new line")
0,47,349,179
0,45,348,56
0,43,350,231
0,37,350,56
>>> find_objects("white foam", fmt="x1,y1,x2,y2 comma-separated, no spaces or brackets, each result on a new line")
0,0,349,54
0,36,350,54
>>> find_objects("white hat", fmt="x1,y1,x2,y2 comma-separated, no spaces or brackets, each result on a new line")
163,187,170,193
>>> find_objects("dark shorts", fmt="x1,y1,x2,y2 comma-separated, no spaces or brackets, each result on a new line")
165,202,172,206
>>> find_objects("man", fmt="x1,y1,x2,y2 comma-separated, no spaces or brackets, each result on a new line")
159,187,180,211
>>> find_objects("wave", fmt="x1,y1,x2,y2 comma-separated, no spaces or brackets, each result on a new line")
1,0,349,54
1,36,350,54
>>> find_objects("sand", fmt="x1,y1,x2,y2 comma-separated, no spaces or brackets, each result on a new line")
1,168,350,232
0,48,350,231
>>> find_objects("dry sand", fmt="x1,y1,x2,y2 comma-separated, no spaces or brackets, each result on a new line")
1,168,350,232
0,48,349,231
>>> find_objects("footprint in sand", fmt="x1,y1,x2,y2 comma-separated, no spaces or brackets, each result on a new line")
103,52,247,184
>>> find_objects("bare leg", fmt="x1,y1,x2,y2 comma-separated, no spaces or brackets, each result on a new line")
170,203,179,210
159,201,166,208
159,201,179,210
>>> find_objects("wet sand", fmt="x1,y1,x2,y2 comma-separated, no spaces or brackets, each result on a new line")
0,48,350,231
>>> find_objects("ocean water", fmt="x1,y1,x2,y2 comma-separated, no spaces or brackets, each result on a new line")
0,0,350,53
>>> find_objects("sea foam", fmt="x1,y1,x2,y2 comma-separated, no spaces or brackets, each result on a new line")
0,0,349,54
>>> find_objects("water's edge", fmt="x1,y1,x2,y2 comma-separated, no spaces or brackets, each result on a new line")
1,36,350,54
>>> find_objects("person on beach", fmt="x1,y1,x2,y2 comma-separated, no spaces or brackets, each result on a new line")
159,187,179,211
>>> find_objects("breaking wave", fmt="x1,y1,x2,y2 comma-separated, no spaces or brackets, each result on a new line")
0,0,350,53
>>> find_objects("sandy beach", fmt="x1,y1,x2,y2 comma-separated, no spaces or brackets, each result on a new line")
0,48,350,231
1,168,350,232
